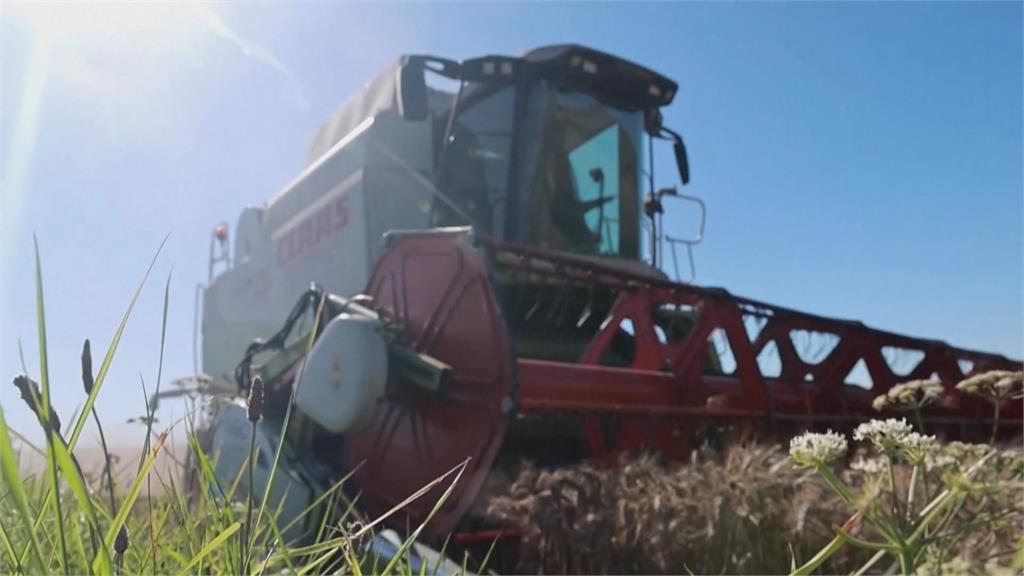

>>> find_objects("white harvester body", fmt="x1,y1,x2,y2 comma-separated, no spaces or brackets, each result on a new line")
201,64,447,384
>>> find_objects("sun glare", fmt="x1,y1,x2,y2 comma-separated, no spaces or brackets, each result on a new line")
8,2,200,44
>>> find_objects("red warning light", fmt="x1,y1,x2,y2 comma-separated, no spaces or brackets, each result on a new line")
214,224,228,240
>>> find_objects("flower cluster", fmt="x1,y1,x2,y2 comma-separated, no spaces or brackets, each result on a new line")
924,451,956,472
955,370,1023,403
788,416,1021,575
847,419,937,465
899,431,937,464
789,430,848,468
852,418,913,454
852,418,937,464
871,379,945,412
849,456,887,475
942,441,993,464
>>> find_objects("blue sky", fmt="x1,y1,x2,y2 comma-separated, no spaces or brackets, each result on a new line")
1,2,1021,446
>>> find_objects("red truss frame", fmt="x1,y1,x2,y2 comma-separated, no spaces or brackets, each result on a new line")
486,238,1022,461
334,230,1020,538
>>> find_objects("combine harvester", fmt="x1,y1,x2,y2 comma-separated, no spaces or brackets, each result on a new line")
187,45,1021,552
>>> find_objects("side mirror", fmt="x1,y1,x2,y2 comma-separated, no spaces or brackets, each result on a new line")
658,125,689,186
396,59,429,121
645,111,691,186
673,136,690,185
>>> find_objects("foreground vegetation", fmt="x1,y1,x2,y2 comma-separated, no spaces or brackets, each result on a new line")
484,375,1023,575
484,437,1021,574
0,241,463,575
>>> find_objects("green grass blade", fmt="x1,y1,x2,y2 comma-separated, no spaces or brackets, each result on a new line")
97,432,167,573
173,521,241,576
294,543,340,576
279,463,360,536
22,236,166,576
852,550,887,576
161,544,188,569
286,459,467,560
8,427,44,458
477,534,499,575
430,534,452,576
32,236,53,431
381,459,469,575
33,237,69,573
148,499,175,572
49,430,113,573
140,272,172,469
789,531,845,576
164,470,198,558
249,486,354,573
258,506,298,574
185,426,239,574
68,511,90,570
17,236,167,564
343,537,363,576
0,516,20,572
68,232,168,450
0,406,44,571
186,427,231,508
1011,536,1024,572
145,275,170,574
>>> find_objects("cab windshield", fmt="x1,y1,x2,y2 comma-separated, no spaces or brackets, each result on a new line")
435,81,644,260
524,87,644,259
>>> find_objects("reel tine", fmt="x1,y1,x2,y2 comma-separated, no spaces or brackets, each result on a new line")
547,277,570,327
576,284,595,328
544,266,569,325
524,279,545,322
556,284,574,328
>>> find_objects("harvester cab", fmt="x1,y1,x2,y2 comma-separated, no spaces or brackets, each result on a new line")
187,44,1020,555
415,47,694,266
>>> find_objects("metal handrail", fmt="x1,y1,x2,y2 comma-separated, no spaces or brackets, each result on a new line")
663,192,706,282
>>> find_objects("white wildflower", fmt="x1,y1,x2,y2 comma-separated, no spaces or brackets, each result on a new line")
872,379,945,412
994,371,1023,398
944,441,993,463
900,431,936,464
924,452,956,472
902,431,935,450
956,370,1023,402
853,418,913,455
850,456,887,475
789,430,848,467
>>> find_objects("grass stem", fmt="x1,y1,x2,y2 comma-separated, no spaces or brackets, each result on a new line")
245,422,258,575
990,402,1001,445
91,408,117,512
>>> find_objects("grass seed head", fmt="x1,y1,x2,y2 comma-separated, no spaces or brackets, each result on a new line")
248,375,264,422
81,339,94,395
114,525,129,555
12,374,61,433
